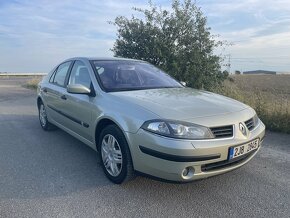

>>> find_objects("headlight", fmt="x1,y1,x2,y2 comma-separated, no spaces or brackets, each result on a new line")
141,120,214,139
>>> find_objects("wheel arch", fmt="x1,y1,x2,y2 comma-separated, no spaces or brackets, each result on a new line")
95,118,125,151
37,96,43,109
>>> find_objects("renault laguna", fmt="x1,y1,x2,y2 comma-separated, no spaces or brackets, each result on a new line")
37,57,265,183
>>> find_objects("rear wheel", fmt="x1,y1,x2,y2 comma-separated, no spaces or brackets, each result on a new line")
38,101,56,131
99,125,135,184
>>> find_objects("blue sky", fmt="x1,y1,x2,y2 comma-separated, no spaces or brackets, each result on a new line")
0,0,289,73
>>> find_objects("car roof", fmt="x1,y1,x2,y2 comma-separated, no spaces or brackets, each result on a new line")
64,57,144,62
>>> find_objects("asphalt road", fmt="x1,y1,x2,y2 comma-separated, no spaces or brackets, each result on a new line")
0,77,289,218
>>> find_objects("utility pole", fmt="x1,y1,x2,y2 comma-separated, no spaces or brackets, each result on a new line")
227,54,231,74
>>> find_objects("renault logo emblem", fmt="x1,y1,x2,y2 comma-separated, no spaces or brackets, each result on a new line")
239,122,247,136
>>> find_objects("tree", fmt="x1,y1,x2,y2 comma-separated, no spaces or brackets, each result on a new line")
111,0,227,90
222,70,229,78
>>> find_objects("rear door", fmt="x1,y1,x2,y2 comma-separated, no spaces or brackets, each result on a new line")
43,61,73,127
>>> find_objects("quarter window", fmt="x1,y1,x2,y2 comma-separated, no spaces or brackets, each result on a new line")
52,61,72,87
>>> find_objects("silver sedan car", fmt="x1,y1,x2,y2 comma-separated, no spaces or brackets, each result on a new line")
37,57,265,183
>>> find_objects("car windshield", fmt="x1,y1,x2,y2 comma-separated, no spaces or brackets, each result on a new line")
91,60,183,92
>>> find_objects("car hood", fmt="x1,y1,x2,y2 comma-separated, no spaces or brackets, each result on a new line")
110,88,249,120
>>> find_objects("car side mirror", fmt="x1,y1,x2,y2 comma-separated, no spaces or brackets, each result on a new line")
180,81,187,86
67,84,91,95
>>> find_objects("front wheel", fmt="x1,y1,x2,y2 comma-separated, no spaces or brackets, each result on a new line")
99,125,135,184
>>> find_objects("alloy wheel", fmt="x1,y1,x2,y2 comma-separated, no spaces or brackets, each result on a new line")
101,134,123,177
39,104,47,127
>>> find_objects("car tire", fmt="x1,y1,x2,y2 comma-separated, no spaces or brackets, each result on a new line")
38,101,56,131
98,125,135,184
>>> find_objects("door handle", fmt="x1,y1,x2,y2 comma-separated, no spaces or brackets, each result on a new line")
43,88,47,93
60,95,67,100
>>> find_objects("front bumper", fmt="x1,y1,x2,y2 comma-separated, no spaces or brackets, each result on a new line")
126,120,266,182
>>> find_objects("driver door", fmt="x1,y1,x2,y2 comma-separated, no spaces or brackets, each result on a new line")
60,60,96,143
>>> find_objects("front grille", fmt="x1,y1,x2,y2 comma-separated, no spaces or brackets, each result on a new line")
201,150,256,172
245,118,254,130
210,125,233,139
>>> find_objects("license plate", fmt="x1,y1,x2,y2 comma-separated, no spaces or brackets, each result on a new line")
229,139,260,160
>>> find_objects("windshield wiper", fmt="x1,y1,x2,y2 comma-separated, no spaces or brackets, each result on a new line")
108,86,183,92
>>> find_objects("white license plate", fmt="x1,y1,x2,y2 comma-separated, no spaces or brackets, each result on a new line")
229,139,260,160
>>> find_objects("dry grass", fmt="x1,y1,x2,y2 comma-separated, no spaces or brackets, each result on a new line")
214,75,290,133
23,76,42,90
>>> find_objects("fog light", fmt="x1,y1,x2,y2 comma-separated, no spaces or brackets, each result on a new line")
182,168,189,177
181,167,195,179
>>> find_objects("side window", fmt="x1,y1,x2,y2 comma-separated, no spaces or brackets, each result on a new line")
49,67,58,83
69,61,92,88
53,62,72,87
49,71,56,83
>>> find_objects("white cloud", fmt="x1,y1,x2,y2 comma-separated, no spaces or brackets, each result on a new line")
0,0,289,72
200,0,290,72
0,0,147,72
